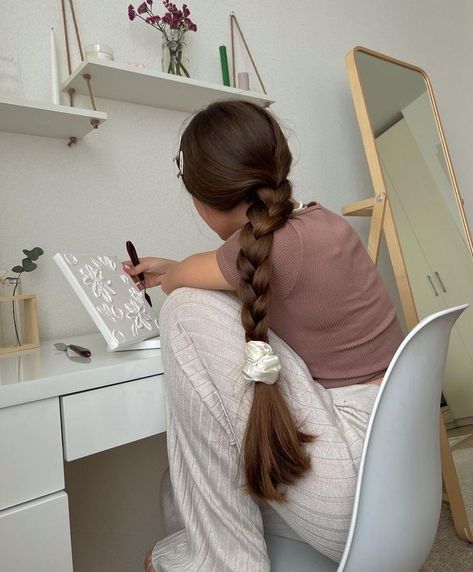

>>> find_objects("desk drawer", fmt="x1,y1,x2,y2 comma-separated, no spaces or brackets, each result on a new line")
61,375,166,460
0,398,64,510
0,491,73,572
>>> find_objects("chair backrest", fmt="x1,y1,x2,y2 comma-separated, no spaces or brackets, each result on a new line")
339,304,468,572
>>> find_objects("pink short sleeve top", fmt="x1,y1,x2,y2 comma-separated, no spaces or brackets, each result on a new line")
216,202,404,389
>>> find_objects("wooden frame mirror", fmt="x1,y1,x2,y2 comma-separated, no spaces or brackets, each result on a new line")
343,45,473,542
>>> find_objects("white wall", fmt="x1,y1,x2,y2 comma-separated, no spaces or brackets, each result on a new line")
2,2,473,570
2,0,472,339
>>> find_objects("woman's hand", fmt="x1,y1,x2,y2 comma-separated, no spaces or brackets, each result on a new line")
123,252,233,295
144,549,154,571
122,257,177,290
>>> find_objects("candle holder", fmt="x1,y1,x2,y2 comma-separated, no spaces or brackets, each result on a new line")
0,294,39,354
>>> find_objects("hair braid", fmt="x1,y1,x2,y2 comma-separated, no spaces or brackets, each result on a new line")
179,100,314,502
238,185,293,342
238,182,313,502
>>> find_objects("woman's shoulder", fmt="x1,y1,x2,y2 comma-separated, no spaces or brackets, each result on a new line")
287,201,355,241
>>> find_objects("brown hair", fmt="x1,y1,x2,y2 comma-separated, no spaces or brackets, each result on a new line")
179,100,313,502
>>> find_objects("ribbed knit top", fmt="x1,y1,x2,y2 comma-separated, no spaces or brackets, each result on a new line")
216,202,404,389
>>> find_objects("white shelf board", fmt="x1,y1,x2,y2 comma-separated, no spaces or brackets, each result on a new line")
62,58,274,112
0,97,107,140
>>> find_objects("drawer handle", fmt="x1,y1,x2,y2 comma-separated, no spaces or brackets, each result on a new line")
427,275,439,296
434,271,447,293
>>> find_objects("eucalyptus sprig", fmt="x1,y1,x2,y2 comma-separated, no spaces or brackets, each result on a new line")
10,247,44,346
12,247,44,294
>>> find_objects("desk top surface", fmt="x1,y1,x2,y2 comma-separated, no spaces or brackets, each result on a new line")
0,333,163,409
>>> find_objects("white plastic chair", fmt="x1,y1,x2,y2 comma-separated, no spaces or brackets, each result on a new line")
265,304,468,572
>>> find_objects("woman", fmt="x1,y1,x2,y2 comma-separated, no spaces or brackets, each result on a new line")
123,100,404,572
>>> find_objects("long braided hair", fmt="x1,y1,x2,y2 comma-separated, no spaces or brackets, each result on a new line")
179,100,313,502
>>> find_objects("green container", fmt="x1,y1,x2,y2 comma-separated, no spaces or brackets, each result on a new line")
219,45,231,87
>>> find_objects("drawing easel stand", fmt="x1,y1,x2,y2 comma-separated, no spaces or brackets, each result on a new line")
343,192,473,542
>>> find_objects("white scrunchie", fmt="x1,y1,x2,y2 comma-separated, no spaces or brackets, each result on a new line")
242,341,281,385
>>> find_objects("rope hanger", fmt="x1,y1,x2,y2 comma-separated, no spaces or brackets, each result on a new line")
60,0,100,146
230,12,267,95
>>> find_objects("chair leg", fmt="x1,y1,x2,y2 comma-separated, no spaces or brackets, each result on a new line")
440,416,473,542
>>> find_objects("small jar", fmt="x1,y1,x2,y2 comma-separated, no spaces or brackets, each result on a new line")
85,44,114,61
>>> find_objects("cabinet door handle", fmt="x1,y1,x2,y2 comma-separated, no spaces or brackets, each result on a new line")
427,275,439,296
434,271,447,293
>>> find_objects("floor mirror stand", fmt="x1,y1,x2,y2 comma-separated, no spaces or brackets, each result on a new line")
343,193,473,543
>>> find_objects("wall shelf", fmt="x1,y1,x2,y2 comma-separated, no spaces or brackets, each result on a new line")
0,97,107,140
62,58,274,112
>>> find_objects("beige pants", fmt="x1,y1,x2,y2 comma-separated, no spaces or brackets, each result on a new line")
152,288,380,572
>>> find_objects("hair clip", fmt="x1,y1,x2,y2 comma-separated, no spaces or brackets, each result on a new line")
174,150,184,179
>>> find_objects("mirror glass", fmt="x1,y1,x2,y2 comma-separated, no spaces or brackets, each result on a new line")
354,49,473,525
356,52,467,242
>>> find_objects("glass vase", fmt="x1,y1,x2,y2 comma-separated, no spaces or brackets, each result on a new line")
0,277,23,349
161,31,190,77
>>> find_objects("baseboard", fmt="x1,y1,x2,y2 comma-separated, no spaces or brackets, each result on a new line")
453,415,473,428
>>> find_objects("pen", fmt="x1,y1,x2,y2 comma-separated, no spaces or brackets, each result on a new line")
126,240,153,307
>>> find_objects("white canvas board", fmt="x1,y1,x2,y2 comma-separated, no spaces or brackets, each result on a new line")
53,253,160,350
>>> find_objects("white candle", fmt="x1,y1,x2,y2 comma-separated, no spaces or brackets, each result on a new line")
50,27,60,105
238,72,250,91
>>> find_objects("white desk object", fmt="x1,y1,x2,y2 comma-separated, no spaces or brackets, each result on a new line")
0,333,165,571
53,253,160,351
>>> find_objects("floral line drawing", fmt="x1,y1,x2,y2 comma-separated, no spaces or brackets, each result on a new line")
96,255,117,271
97,302,124,322
64,253,78,265
124,296,153,336
112,329,126,344
58,253,160,349
80,263,116,303
129,287,145,304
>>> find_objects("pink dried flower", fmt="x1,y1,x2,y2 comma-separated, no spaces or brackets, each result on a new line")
128,1,197,35
137,2,148,14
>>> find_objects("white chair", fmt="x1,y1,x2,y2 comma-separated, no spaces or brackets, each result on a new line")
265,304,468,572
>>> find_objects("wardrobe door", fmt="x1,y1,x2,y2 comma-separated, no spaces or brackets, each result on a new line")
377,119,473,420
379,156,445,319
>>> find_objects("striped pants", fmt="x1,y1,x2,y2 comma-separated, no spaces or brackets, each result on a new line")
151,288,379,571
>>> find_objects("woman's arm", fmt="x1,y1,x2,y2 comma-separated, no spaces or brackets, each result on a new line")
123,251,233,295
160,251,233,294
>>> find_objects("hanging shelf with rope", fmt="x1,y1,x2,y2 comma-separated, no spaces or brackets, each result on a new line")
61,10,273,114
60,0,106,145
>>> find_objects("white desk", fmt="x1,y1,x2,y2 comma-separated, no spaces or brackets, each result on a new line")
0,333,165,572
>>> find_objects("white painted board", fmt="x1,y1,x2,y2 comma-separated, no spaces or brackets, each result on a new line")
53,253,160,351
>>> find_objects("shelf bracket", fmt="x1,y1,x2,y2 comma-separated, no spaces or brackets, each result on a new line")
61,0,102,142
